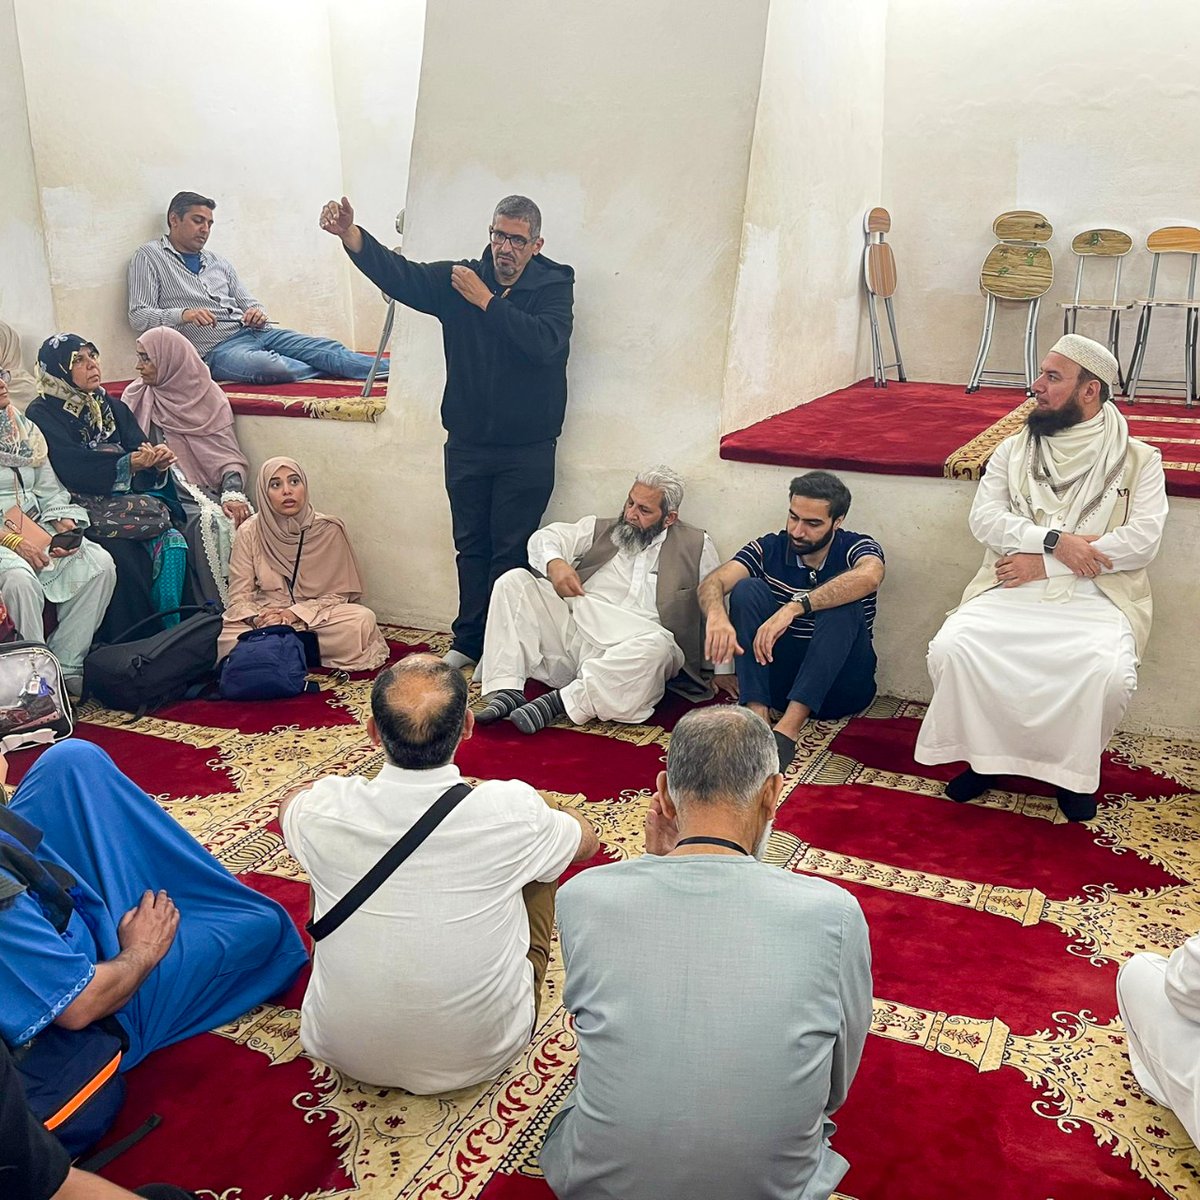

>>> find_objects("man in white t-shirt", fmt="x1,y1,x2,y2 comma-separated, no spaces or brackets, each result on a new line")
280,654,600,1093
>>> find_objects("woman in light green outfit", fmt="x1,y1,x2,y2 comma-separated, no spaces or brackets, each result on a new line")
0,370,115,698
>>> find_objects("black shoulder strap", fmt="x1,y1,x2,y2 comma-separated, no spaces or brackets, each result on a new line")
305,782,472,942
287,530,306,603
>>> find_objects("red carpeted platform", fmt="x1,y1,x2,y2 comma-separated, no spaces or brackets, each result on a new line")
12,627,1198,1199
720,379,1200,499
105,374,387,422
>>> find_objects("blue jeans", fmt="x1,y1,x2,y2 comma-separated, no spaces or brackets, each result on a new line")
729,577,877,716
204,327,387,385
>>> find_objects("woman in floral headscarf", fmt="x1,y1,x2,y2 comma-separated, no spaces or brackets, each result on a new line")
0,367,115,697
27,334,191,642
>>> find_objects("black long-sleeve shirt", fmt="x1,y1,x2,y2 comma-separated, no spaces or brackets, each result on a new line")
347,229,575,447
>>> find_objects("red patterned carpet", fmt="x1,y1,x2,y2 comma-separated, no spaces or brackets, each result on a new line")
16,627,1200,1199
719,379,1200,499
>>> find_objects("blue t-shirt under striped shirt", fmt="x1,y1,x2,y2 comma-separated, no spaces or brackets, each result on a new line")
733,528,884,642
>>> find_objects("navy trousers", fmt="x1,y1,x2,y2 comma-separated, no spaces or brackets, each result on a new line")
729,577,877,717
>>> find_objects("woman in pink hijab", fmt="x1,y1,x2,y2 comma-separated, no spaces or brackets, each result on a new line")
218,457,388,671
121,328,252,604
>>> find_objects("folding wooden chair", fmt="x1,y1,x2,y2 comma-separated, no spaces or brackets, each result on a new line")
862,207,906,387
1059,228,1133,391
966,211,1054,395
1125,225,1200,405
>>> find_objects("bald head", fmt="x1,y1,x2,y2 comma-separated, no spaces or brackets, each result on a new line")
370,654,469,769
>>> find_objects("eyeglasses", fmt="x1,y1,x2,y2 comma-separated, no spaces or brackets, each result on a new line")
68,349,101,367
136,352,151,365
0,370,10,384
489,227,532,251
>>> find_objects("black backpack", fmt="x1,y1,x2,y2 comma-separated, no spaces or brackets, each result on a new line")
82,606,222,713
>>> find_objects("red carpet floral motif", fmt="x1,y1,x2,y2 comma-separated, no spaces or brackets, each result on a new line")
16,629,1197,1200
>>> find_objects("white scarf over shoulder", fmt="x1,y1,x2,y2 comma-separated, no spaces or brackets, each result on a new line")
1006,404,1129,601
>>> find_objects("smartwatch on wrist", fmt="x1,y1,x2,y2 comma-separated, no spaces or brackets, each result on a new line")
1043,529,1061,553
791,591,814,617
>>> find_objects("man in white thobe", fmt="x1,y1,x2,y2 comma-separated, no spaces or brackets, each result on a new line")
1117,935,1200,1148
475,466,725,733
914,334,1168,821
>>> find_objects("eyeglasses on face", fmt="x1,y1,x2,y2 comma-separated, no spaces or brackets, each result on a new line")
136,352,151,365
69,348,101,368
489,227,531,251
0,370,10,384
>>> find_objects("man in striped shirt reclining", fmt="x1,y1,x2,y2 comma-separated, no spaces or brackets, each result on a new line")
698,471,886,774
128,191,384,386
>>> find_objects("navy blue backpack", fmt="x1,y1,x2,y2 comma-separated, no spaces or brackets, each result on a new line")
217,624,319,701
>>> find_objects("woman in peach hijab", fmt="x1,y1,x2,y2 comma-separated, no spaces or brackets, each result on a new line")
218,456,388,671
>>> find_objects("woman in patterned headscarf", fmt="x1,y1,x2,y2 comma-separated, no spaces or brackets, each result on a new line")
27,334,192,642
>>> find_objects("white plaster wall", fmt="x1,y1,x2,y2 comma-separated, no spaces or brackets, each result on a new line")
881,0,1200,388
0,0,55,364
301,0,773,635
723,0,888,432
13,0,355,372
326,0,425,350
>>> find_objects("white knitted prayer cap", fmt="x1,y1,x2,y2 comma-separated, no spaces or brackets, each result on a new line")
1048,334,1119,388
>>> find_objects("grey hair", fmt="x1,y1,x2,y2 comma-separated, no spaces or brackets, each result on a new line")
666,708,778,810
493,195,542,240
635,465,685,515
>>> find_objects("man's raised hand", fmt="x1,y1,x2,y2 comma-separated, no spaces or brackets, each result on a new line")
320,197,363,253
704,615,742,667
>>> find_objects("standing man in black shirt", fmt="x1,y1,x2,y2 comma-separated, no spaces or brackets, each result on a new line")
320,195,575,669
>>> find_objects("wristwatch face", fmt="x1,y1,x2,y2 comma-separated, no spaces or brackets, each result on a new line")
1043,530,1060,551
791,591,808,605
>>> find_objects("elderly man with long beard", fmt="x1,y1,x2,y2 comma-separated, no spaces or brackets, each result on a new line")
474,466,726,733
914,334,1169,821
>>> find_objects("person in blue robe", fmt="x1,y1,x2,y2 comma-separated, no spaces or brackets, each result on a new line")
0,740,307,1066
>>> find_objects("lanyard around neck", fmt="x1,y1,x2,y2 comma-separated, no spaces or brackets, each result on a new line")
674,836,750,856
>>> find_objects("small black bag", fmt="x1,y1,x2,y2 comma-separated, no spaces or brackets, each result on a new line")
83,606,222,713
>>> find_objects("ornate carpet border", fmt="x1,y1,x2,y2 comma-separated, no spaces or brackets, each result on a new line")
942,398,1035,480
225,392,386,423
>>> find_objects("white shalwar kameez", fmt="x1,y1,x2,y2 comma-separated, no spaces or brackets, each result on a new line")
914,428,1168,795
479,515,721,725
1117,935,1200,1147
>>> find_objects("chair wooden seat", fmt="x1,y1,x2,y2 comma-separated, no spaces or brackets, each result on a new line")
1137,297,1200,308
1061,300,1133,311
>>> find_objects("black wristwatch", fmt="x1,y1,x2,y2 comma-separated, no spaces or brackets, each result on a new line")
791,591,814,616
1043,530,1061,553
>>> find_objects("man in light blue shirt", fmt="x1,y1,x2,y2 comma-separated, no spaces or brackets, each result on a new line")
540,707,872,1200
128,191,384,385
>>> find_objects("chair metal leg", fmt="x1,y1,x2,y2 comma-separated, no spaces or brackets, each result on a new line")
1107,310,1126,393
884,297,907,382
1023,298,1041,394
1186,305,1198,407
362,299,396,398
1126,304,1152,403
867,294,884,387
967,295,996,393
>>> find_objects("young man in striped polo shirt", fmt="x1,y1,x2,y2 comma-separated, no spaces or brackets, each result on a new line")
698,471,885,773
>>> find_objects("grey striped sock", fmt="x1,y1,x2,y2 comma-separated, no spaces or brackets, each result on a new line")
509,690,566,735
475,689,527,724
